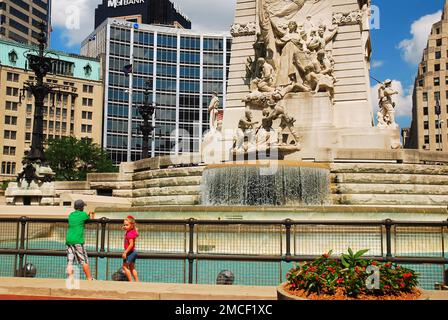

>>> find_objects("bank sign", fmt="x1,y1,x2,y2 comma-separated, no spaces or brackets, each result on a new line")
107,0,145,8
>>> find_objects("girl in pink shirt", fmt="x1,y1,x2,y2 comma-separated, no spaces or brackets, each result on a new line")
122,215,139,282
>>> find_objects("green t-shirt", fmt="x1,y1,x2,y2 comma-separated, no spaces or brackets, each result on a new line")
66,210,90,245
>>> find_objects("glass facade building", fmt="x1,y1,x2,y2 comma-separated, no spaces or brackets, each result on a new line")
81,19,231,164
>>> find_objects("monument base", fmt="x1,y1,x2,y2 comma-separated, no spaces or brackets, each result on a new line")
5,182,57,206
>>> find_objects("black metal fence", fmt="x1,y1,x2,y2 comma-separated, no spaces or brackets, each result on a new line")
0,217,447,289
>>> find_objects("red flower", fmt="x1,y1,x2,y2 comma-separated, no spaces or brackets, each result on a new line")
385,263,392,268
327,267,336,274
400,282,405,288
323,253,330,258
384,285,391,289
402,272,413,279
371,262,377,266
337,278,344,284
355,266,361,273
396,265,401,269
315,276,319,281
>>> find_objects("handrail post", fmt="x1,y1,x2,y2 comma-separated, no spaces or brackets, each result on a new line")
385,219,393,259
18,216,27,277
99,217,108,258
284,219,292,262
187,218,195,284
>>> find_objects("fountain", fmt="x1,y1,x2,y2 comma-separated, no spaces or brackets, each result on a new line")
201,161,330,206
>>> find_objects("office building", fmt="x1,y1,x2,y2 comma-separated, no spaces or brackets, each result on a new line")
0,39,103,182
0,0,51,46
407,1,448,151
81,18,230,164
94,0,191,29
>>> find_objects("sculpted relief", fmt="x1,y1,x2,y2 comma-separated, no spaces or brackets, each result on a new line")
244,0,338,105
233,0,341,156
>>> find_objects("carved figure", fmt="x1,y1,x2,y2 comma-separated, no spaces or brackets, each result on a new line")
208,92,220,130
233,110,259,152
378,79,399,129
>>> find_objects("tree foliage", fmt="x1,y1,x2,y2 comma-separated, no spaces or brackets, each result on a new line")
45,137,117,181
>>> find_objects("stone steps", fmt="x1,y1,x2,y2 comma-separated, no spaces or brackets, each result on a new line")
132,166,204,206
330,163,448,206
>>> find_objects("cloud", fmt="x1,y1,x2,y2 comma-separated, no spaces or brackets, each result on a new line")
51,0,101,47
172,0,236,32
397,11,442,65
370,80,413,118
51,0,237,47
371,60,384,69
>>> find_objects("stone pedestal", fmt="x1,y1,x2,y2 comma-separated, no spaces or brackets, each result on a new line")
5,182,57,206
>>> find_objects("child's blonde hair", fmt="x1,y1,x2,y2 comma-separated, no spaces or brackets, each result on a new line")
125,215,136,226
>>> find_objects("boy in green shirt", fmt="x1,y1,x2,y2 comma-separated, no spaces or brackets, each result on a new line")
66,199,95,281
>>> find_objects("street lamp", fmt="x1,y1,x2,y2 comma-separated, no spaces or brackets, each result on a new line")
16,21,57,185
137,80,157,159
435,100,442,151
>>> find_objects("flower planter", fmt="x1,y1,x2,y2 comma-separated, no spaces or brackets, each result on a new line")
277,283,427,301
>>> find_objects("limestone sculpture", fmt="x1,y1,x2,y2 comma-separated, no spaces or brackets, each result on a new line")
232,110,259,153
244,0,338,106
208,92,220,130
377,79,399,129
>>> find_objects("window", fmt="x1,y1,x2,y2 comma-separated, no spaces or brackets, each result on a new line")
6,87,19,96
437,38,443,46
82,98,93,106
434,91,440,101
3,146,16,156
435,51,442,59
4,130,17,140
423,107,429,116
422,92,428,102
436,28,441,34
424,121,429,130
6,101,18,111
26,118,32,128
435,64,441,72
418,79,424,87
25,133,31,141
5,116,17,125
1,162,16,175
81,124,92,133
82,111,93,120
7,72,19,82
84,64,92,77
26,104,32,113
83,85,94,93
8,50,18,63
424,135,430,144
434,77,440,86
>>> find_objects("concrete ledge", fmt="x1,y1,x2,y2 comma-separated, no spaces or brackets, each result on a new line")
0,278,277,300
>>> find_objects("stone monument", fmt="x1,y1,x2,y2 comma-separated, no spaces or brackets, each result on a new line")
216,0,400,162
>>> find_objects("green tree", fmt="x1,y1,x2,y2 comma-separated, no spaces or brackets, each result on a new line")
45,137,117,181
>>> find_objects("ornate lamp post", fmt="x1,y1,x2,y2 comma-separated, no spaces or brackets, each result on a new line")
17,21,56,185
137,80,157,159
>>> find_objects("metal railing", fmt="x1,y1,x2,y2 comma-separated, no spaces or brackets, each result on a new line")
0,217,447,288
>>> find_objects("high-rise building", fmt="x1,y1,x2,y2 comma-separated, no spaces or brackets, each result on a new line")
94,0,191,30
0,39,103,182
0,0,51,46
81,18,230,164
407,1,448,151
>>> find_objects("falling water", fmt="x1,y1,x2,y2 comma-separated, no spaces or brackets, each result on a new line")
201,163,331,206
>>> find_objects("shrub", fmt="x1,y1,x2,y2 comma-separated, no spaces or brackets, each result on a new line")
286,248,419,298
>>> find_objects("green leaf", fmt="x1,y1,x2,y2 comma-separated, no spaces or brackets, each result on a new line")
354,249,369,259
348,247,354,257
341,256,350,268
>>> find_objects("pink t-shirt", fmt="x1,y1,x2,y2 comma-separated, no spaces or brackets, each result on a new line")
124,229,138,251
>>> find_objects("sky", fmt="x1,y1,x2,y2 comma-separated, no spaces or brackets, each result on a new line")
49,0,447,129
